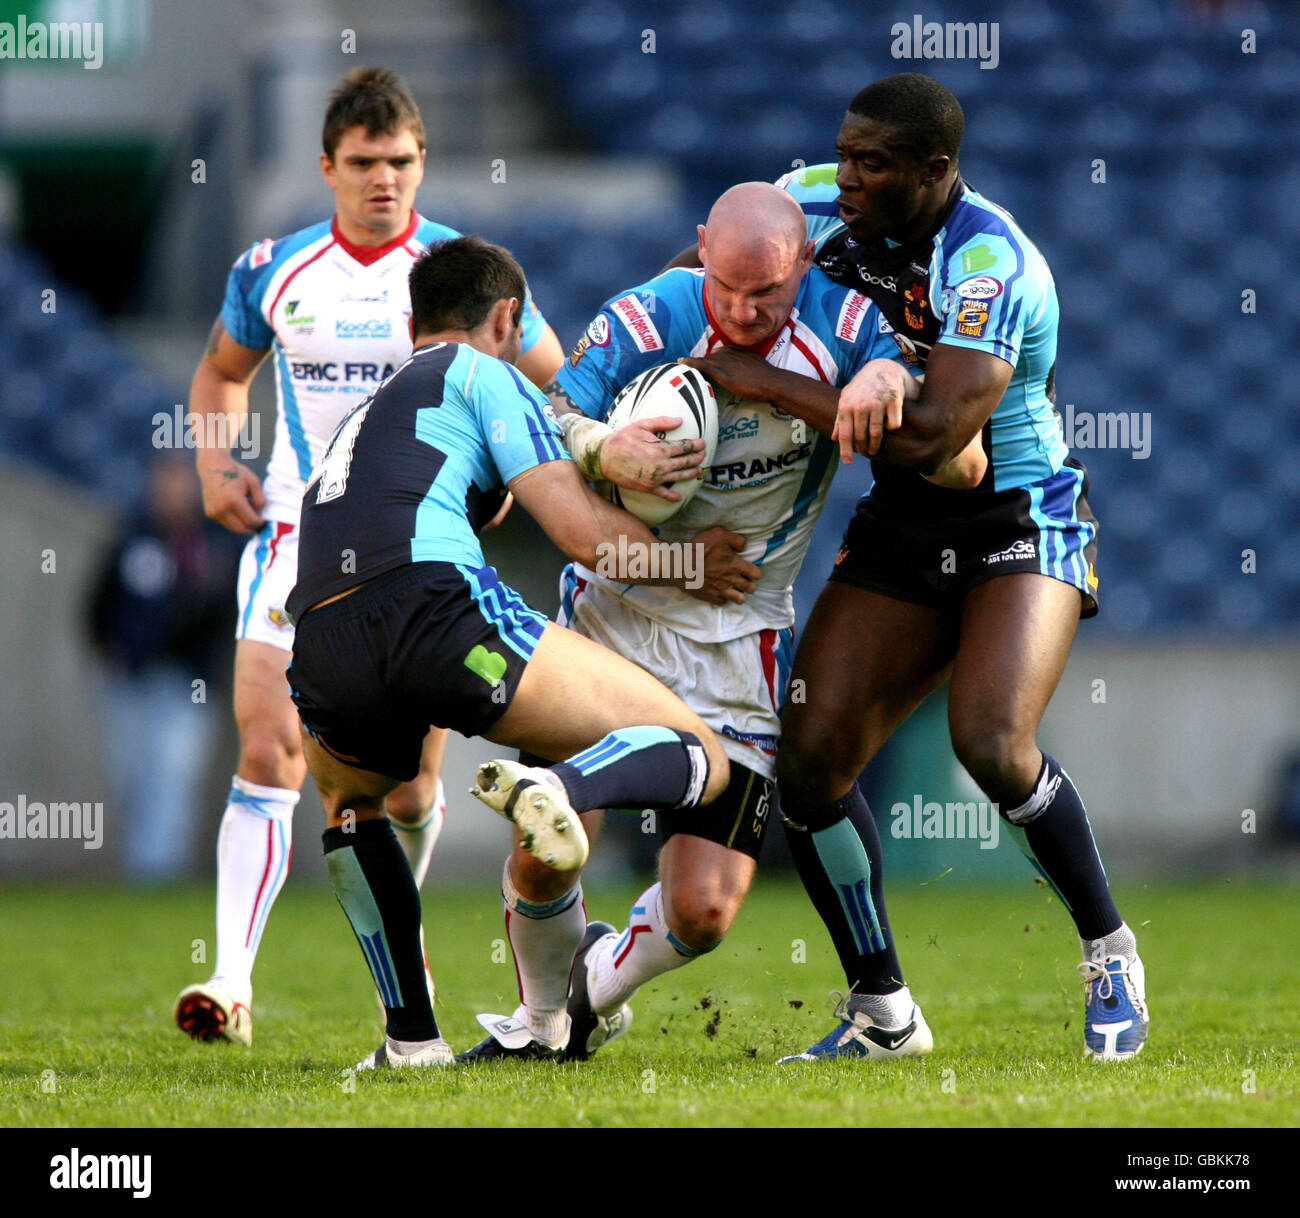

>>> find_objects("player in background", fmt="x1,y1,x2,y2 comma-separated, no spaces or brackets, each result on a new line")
458,183,972,1064
287,236,750,1068
173,67,565,1046
681,75,1147,1062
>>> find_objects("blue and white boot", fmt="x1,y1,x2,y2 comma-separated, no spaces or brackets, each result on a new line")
1079,949,1149,1060
778,991,933,1063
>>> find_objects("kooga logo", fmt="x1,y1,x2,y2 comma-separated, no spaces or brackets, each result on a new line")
335,318,392,338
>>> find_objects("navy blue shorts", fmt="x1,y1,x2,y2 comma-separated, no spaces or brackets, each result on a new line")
287,562,548,781
829,458,1100,617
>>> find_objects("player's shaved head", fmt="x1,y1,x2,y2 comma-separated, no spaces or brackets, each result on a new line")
703,182,807,269
697,183,813,347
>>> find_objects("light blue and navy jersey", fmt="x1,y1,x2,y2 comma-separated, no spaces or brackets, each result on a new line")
778,164,1068,495
220,212,549,523
557,265,905,642
286,341,566,621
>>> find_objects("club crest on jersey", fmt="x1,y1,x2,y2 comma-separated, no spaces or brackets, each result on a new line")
903,282,929,330
611,294,663,353
249,238,274,269
835,291,871,342
267,606,293,629
891,331,921,364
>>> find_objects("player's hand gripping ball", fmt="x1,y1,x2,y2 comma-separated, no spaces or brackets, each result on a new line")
597,363,719,525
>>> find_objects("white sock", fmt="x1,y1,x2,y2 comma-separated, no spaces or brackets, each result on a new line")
588,882,700,1015
502,861,585,1048
1081,921,1137,964
212,776,298,997
848,986,915,1029
391,778,446,889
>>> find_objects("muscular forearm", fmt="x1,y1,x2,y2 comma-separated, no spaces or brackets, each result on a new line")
871,401,978,474
189,361,253,468
551,491,685,587
747,365,841,437
514,464,685,588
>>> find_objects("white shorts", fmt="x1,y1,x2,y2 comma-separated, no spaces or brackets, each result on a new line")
235,519,299,650
558,567,794,781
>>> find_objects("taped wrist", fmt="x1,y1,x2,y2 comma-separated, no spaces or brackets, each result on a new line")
558,411,614,481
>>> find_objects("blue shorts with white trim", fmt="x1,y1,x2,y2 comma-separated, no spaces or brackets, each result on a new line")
287,562,547,781
828,458,1100,617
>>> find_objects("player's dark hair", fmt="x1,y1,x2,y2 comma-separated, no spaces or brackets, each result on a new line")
322,66,426,159
409,236,526,336
847,73,963,166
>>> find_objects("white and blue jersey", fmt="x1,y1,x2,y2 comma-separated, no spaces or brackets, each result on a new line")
557,265,904,643
778,164,1067,495
221,211,549,523
287,341,567,622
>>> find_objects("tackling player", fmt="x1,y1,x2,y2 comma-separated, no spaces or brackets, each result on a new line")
173,67,565,1046
286,235,750,1068
685,75,1147,1063
458,183,947,1064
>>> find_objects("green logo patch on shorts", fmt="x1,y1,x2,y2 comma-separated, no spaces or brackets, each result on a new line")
464,644,508,687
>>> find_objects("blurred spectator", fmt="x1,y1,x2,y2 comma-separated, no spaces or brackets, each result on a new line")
88,455,241,881
1272,750,1300,849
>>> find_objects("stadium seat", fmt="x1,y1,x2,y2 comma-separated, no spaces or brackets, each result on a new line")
0,239,183,508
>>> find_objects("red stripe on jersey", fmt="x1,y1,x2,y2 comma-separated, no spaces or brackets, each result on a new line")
245,821,276,949
265,520,294,570
788,330,831,383
759,629,778,708
746,315,796,359
267,241,336,323
331,210,420,266
702,282,797,358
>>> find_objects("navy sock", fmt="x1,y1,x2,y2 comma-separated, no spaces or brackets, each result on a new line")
781,784,904,995
1003,752,1121,942
549,727,708,812
323,818,437,1042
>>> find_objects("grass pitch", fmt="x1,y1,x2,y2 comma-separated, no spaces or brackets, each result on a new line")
1,876,1295,1128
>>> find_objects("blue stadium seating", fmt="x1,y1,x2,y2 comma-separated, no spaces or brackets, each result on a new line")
498,0,1294,630
4,1,1290,631
0,240,182,511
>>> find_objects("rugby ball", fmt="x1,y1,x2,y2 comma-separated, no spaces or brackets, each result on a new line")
597,363,718,526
